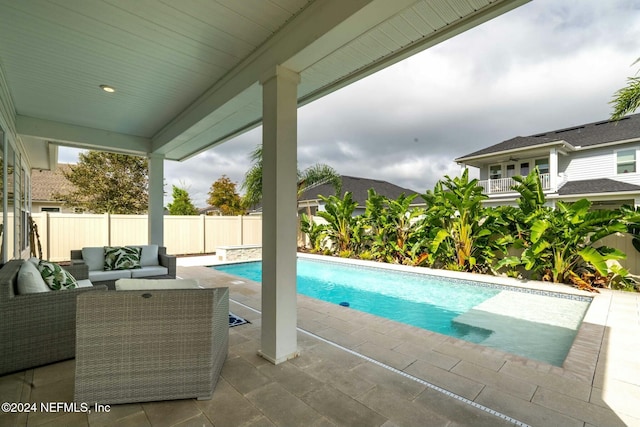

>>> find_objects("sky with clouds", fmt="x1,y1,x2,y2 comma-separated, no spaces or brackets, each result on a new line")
58,0,640,208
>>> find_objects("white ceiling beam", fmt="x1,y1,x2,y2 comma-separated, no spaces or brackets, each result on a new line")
151,0,417,155
16,115,151,155
48,143,58,170
283,0,418,72
153,0,529,161
296,0,531,106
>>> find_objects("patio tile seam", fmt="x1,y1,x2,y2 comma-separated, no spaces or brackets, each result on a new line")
229,298,531,427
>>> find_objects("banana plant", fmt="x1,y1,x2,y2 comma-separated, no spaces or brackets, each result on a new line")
514,199,627,289
299,213,326,252
381,193,422,263
420,170,501,272
317,192,358,253
359,190,423,263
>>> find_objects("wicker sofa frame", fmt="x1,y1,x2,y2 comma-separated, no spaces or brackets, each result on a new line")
69,246,176,290
0,260,108,375
74,287,229,404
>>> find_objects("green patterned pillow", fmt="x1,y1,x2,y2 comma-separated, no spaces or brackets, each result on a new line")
37,260,78,290
104,246,142,271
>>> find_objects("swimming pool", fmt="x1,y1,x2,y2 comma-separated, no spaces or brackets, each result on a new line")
214,258,591,366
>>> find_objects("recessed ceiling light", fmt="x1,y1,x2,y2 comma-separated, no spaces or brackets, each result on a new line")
99,84,115,93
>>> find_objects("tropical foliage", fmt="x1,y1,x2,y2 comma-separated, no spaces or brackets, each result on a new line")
316,192,358,253
300,168,639,292
241,145,342,208
610,57,640,120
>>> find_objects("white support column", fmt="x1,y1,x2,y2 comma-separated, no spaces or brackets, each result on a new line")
549,148,558,192
148,153,165,246
1,130,6,263
259,65,300,364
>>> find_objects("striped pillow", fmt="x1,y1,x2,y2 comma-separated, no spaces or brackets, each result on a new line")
104,246,142,271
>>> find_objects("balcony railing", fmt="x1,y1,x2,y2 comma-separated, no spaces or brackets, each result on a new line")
478,173,551,194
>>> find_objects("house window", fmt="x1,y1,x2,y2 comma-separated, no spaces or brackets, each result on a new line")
41,207,60,212
520,162,530,176
535,159,549,175
616,149,636,174
506,164,516,178
489,165,502,180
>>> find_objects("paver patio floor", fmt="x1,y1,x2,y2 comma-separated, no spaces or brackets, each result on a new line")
0,260,638,426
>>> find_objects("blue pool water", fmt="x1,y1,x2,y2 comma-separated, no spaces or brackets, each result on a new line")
214,258,591,366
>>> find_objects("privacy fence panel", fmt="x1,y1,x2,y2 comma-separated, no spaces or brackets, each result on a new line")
241,216,262,245
110,214,148,246
596,233,639,275
40,214,109,261
204,216,243,253
164,215,205,256
31,213,263,262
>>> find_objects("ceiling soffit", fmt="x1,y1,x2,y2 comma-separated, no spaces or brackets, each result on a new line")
0,0,529,163
156,0,529,161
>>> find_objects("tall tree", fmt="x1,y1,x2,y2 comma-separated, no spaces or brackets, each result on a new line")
53,151,148,214
208,175,245,216
241,144,342,207
167,185,199,215
610,58,640,120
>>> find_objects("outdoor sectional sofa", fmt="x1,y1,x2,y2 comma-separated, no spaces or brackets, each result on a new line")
69,245,176,290
0,259,108,375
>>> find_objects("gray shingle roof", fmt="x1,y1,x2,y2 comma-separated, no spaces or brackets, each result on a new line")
558,178,640,196
457,113,640,160
31,164,75,201
299,175,423,206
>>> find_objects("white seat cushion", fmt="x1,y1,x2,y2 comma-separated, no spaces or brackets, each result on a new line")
76,279,94,288
116,278,200,290
130,266,168,278
17,260,51,294
89,269,132,282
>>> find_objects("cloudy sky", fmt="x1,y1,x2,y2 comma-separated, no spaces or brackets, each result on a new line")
59,0,640,208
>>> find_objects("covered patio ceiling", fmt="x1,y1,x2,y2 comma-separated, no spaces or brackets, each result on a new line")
0,0,528,169
1,0,531,365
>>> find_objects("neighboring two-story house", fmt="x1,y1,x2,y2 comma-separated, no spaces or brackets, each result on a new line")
455,114,640,209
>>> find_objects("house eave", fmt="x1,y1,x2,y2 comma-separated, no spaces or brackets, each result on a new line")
548,190,640,200
571,136,640,151
456,140,576,164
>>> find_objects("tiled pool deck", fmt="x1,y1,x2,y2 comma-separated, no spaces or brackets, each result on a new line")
0,256,638,426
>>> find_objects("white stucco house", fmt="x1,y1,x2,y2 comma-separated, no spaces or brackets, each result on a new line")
455,113,640,209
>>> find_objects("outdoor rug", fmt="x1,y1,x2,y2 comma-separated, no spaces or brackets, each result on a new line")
229,312,250,327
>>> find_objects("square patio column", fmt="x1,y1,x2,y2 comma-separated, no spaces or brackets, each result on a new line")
148,153,164,246
549,147,558,192
259,65,300,364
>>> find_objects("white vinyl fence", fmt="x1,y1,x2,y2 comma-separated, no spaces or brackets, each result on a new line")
595,233,640,276
31,213,262,262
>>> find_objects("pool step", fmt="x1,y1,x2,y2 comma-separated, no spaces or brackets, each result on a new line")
452,291,589,365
